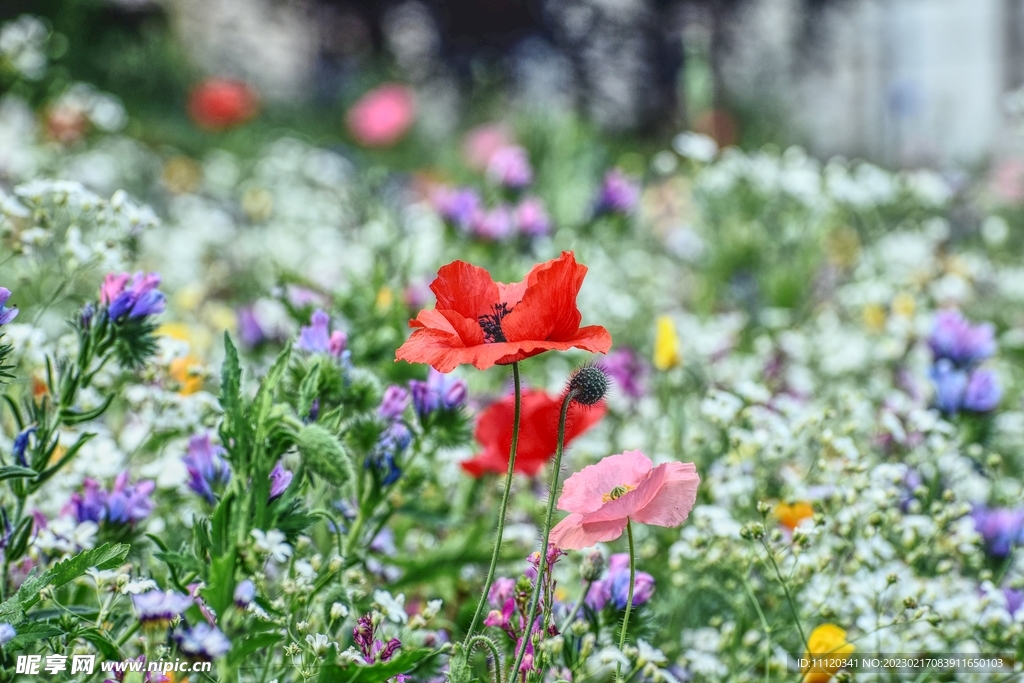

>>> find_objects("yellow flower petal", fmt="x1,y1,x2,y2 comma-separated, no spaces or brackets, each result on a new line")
653,315,681,370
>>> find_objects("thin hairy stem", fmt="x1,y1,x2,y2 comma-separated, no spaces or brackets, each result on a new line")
616,519,636,681
510,389,575,680
465,362,523,642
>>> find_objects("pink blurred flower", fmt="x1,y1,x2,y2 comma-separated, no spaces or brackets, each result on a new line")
346,84,416,147
550,450,699,550
992,158,1024,203
462,123,515,170
486,145,533,189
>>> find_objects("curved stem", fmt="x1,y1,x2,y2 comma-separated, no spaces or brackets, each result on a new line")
465,362,522,642
467,635,505,683
616,519,635,682
510,389,575,680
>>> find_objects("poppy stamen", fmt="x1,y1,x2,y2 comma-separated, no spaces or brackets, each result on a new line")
478,302,512,343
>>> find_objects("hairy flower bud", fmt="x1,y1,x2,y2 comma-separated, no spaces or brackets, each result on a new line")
566,364,609,407
580,548,606,581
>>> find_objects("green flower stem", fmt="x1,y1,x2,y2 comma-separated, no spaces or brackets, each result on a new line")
759,537,808,649
616,519,636,682
510,388,575,680
465,361,523,643
558,578,594,635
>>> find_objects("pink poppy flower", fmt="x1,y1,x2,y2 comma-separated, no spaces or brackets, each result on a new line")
346,83,416,147
549,450,699,550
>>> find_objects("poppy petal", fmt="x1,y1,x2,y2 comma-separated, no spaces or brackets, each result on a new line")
557,450,653,514
550,513,626,550
431,260,500,320
631,462,700,527
580,463,668,524
501,252,586,343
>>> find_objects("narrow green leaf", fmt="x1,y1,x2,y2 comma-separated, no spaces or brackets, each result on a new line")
0,465,37,482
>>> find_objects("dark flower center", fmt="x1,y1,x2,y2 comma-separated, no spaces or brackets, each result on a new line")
478,302,512,343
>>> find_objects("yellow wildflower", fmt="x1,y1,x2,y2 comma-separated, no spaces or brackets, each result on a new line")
653,315,681,370
802,624,855,683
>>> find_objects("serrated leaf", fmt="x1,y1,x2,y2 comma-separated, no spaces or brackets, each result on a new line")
296,424,355,493
3,621,63,650
220,332,242,418
0,543,130,622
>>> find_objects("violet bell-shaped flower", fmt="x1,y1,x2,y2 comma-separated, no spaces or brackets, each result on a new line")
101,272,166,321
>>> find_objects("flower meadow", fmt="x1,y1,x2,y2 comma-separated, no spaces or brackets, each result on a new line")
1,13,1024,683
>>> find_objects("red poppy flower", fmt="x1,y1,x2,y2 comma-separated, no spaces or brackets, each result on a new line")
188,79,259,131
462,388,606,477
396,252,612,373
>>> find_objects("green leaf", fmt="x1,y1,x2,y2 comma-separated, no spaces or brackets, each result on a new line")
0,465,37,482
34,432,96,488
3,621,63,650
203,549,237,616
298,360,323,419
59,394,115,426
317,648,440,683
77,627,123,660
296,424,355,493
227,632,282,668
220,332,242,419
0,543,130,623
255,342,292,424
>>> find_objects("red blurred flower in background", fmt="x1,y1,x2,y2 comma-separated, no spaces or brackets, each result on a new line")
346,83,415,147
188,79,259,131
462,388,606,477
396,251,611,373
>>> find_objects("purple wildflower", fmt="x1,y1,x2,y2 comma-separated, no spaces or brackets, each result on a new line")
928,310,996,367
963,368,1003,412
234,579,256,608
930,359,969,414
484,599,515,629
594,169,640,215
12,426,36,467
0,623,14,645
353,614,375,661
174,623,231,660
600,347,648,400
0,288,18,326
368,423,410,486
297,309,347,359
586,553,655,610
514,197,550,237
1005,587,1024,617
971,506,1024,558
433,186,481,229
236,306,268,348
470,205,515,241
372,637,402,663
269,461,293,501
409,369,468,419
487,577,516,607
487,145,533,189
68,479,107,524
101,272,166,321
183,434,231,504
379,385,410,420
132,590,192,627
105,472,155,525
